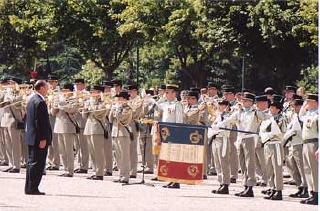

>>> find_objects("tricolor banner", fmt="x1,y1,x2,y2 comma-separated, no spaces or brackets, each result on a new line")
157,122,207,185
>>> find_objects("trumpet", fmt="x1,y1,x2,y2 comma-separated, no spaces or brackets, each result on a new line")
206,101,218,122
19,84,34,90
79,107,109,114
78,99,111,113
52,99,84,110
78,96,112,113
198,101,208,111
0,84,19,91
65,92,103,104
0,83,33,91
0,100,26,109
49,92,86,105
64,96,82,103
0,100,11,107
18,84,34,96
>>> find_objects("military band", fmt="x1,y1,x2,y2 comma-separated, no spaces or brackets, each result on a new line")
0,76,318,205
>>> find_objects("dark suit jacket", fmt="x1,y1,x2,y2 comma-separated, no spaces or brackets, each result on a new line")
25,93,52,146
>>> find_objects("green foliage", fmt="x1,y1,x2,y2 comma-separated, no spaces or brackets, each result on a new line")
72,60,104,86
165,68,180,85
297,65,318,93
37,43,84,82
8,0,58,51
293,0,318,48
57,0,141,79
0,0,317,92
0,0,58,75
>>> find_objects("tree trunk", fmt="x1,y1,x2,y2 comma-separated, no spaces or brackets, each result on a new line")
104,68,113,80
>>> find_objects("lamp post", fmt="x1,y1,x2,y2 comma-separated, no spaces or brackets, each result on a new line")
241,56,245,92
136,45,139,85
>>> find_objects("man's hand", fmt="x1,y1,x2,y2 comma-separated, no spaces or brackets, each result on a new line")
39,140,46,149
315,149,319,161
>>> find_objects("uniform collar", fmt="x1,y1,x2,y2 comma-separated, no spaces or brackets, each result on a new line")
167,98,177,103
130,95,141,101
189,104,198,108
263,109,269,113
208,94,218,98
243,107,254,112
273,113,282,120
230,100,237,106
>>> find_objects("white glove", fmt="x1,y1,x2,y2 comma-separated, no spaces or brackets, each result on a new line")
210,125,220,131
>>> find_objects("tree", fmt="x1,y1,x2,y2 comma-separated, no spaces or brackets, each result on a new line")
297,65,318,93
0,0,317,91
53,0,141,79
72,60,105,86
118,0,241,88
37,42,84,81
0,0,58,77
232,0,317,91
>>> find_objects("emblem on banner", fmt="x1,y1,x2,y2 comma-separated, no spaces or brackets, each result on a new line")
161,127,170,141
189,130,203,144
187,165,199,178
159,164,169,176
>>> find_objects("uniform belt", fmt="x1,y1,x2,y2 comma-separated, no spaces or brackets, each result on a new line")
303,138,318,144
240,134,257,140
242,137,255,141
266,140,281,145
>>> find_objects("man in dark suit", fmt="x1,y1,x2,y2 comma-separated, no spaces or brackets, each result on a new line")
25,80,52,195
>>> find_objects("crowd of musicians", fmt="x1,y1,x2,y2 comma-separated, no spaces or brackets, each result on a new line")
0,75,318,205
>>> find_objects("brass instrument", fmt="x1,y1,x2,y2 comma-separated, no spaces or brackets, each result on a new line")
48,89,92,110
0,93,27,109
51,93,83,110
77,92,114,113
78,99,109,114
0,100,23,109
206,101,218,122
46,90,60,110
19,84,34,90
103,94,113,109
230,102,242,113
18,84,34,96
0,83,33,92
79,107,110,114
78,108,109,114
198,101,207,111
139,117,155,124
54,101,83,110
0,99,25,107
0,82,31,109
0,84,19,91
0,83,33,109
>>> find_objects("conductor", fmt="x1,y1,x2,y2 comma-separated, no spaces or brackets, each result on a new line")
25,80,52,195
